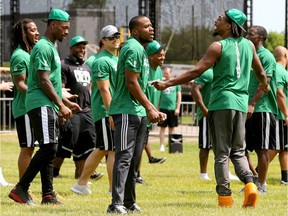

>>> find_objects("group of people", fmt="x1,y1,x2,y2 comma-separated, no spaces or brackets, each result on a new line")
152,8,287,209
1,6,286,214
4,8,167,214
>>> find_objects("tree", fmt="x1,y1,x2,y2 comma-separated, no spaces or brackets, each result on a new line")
264,32,285,52
68,0,106,10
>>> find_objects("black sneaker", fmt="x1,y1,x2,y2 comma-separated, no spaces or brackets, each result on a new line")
107,204,127,214
90,172,104,180
41,191,62,205
149,157,166,164
136,176,147,185
8,184,35,205
125,203,141,213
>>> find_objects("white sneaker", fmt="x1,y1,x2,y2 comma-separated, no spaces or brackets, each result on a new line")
0,168,13,187
159,144,165,152
200,173,211,180
229,171,239,181
71,182,91,195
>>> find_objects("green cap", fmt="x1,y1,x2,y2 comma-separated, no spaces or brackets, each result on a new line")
69,36,88,47
48,9,70,22
225,8,247,32
146,40,165,56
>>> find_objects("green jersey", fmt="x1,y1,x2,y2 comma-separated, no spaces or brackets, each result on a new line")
86,53,98,69
159,85,181,110
209,37,253,112
194,68,213,119
91,49,118,122
146,66,162,126
275,63,288,120
10,46,30,118
248,46,277,114
26,36,62,112
108,37,150,117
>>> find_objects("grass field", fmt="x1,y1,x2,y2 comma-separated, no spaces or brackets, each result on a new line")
0,133,287,215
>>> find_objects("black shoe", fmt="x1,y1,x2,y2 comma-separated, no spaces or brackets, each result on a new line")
90,172,104,180
41,191,62,205
125,203,141,213
107,204,127,214
136,176,147,185
8,184,35,205
149,157,166,164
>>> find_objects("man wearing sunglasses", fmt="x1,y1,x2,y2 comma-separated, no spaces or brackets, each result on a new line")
71,25,120,195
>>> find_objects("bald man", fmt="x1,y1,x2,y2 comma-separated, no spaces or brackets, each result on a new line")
269,46,288,185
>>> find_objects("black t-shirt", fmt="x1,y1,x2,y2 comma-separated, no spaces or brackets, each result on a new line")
61,55,91,112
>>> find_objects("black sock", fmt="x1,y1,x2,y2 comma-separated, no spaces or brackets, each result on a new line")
281,170,288,182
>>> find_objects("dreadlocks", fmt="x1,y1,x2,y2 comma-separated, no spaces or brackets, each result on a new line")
12,18,34,53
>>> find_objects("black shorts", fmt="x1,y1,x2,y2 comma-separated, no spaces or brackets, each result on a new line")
198,117,211,149
28,107,59,146
94,117,114,151
272,119,288,151
57,111,96,161
245,112,276,151
15,114,36,148
157,109,178,128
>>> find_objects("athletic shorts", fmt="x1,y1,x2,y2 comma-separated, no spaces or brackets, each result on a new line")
28,106,59,146
56,119,74,158
198,117,211,149
245,112,276,151
272,119,288,151
157,108,178,128
15,114,36,148
58,111,96,161
94,117,115,151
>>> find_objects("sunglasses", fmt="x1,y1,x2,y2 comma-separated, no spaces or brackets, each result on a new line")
105,35,120,41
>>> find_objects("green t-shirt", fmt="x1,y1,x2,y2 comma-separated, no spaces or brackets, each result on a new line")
91,49,118,122
275,63,288,120
26,36,62,112
108,37,150,117
159,85,181,110
146,66,162,126
248,46,277,114
10,46,30,118
209,37,253,112
86,53,98,69
194,68,213,119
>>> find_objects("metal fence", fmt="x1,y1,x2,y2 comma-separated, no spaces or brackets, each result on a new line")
0,98,199,137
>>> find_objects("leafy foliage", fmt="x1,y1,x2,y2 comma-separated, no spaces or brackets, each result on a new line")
264,31,285,52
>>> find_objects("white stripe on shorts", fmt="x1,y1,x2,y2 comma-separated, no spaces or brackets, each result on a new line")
102,118,109,150
41,107,50,144
202,117,208,148
24,114,32,147
264,112,270,149
275,120,280,150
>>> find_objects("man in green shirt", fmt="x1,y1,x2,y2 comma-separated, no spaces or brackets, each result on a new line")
71,25,120,195
9,9,79,206
269,46,288,185
107,16,166,214
10,18,39,179
136,40,167,185
158,66,182,152
152,9,269,208
245,26,277,194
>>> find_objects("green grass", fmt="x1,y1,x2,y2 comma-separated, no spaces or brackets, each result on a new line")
0,133,287,215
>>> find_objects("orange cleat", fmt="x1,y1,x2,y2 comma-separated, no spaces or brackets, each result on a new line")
242,182,258,208
218,195,233,207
